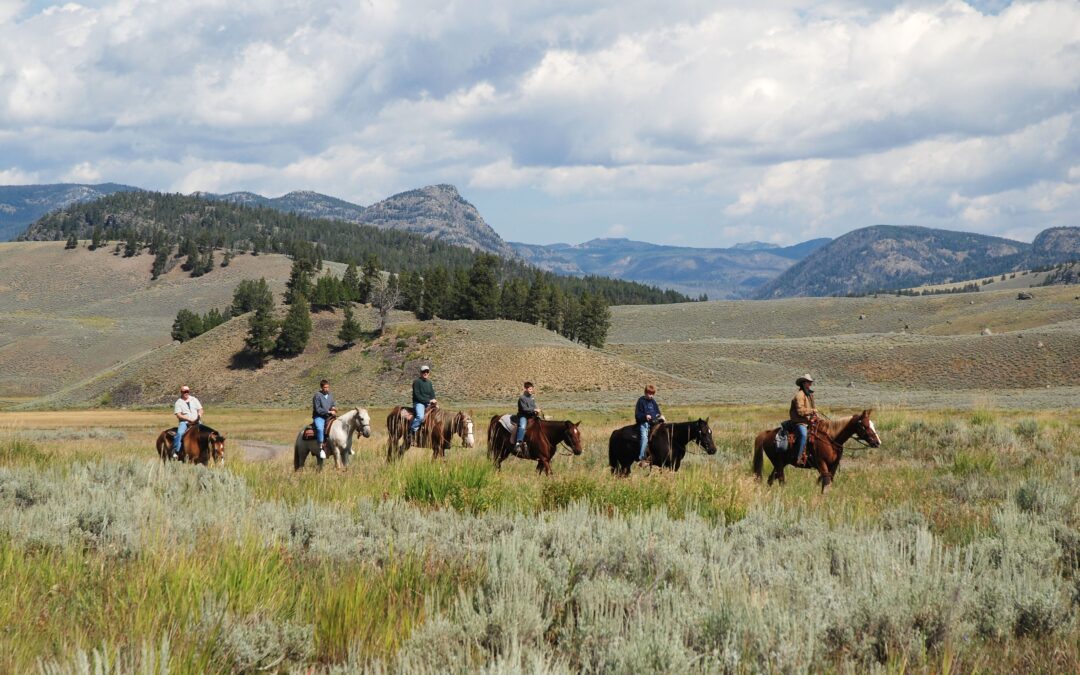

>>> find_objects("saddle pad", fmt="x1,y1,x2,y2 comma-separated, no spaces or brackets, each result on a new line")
498,414,517,433
775,427,789,451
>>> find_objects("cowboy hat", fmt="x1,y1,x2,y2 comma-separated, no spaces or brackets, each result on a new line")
796,374,814,385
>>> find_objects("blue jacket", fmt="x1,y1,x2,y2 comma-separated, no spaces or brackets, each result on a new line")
635,396,661,425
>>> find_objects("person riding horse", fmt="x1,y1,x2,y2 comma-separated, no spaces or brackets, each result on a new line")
513,381,542,458
172,385,203,460
312,379,337,460
409,365,437,447
790,374,818,466
635,384,664,467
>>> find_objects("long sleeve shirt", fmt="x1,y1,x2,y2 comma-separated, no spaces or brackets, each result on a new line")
412,378,436,405
635,396,661,425
789,389,816,423
517,393,538,418
312,392,336,418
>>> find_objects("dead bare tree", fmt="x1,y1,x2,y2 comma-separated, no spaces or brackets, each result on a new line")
371,273,402,336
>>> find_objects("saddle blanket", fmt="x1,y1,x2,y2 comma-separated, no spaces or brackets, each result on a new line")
498,414,518,433
775,428,789,451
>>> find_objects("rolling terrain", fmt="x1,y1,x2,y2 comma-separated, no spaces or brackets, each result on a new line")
0,183,138,241
4,241,1079,410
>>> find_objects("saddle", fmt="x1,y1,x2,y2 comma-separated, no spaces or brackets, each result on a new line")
302,416,337,441
165,423,218,441
775,420,813,454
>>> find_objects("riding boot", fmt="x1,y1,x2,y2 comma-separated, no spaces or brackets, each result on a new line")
795,445,808,466
513,441,527,458
318,442,327,460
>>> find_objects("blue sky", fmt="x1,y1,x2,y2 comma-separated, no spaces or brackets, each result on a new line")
0,0,1077,246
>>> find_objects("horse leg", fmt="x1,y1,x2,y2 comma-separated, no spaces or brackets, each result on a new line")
816,458,832,493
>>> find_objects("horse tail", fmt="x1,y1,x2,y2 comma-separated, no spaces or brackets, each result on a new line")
486,417,498,461
608,430,619,473
753,432,766,480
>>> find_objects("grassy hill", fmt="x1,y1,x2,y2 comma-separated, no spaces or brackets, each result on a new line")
5,241,1080,410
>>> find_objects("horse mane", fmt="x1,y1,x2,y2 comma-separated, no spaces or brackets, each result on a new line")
822,415,858,438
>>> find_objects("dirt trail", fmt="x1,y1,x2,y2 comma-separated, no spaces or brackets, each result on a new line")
236,439,291,462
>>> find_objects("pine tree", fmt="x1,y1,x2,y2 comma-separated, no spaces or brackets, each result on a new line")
359,254,380,304
342,262,361,302
276,295,312,356
524,273,548,325
311,273,343,310
337,303,363,346
202,307,227,331
543,286,564,332
151,247,170,280
64,233,78,249
448,268,471,319
221,249,232,267
400,270,424,313
171,309,204,342
420,265,450,319
244,305,278,361
466,254,500,320
285,258,314,304
123,231,138,257
576,293,611,348
89,226,104,251
561,294,582,341
231,278,274,316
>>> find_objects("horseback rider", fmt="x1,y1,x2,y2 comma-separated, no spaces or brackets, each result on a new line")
635,384,663,466
312,379,337,460
790,374,818,466
513,381,542,458
172,385,203,459
410,365,437,446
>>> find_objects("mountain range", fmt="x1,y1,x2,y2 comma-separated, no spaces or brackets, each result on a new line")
4,183,1078,299
755,224,1080,298
511,237,831,299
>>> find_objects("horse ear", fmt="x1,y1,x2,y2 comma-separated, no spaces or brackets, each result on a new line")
574,421,581,427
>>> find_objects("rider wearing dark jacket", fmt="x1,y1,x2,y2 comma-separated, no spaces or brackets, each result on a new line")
514,382,540,457
635,385,663,463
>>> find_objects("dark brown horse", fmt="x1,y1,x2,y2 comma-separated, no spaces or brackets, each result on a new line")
609,418,716,476
385,404,474,461
155,425,226,466
753,409,880,492
487,416,583,475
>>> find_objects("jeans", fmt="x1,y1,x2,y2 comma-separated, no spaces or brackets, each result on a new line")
411,403,426,434
795,423,808,462
314,416,327,444
516,416,528,443
173,420,189,455
638,422,650,460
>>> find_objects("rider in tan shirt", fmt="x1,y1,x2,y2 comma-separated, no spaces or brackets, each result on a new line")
789,374,817,465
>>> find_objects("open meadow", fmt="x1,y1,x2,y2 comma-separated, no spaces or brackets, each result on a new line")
1,406,1077,673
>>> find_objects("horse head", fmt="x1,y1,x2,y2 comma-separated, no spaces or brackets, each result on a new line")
209,431,226,465
352,408,373,438
564,421,584,455
456,412,475,448
855,409,881,448
695,417,718,455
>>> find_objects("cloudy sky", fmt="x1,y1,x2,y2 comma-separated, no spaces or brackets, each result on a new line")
0,1,1077,246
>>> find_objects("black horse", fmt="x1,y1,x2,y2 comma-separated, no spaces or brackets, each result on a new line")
609,418,716,475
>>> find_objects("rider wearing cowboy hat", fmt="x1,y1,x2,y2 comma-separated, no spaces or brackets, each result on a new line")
172,385,203,459
790,374,818,466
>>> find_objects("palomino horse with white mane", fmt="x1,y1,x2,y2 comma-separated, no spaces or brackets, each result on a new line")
753,409,881,492
294,407,372,470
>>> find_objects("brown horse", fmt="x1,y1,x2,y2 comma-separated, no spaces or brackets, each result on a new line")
155,424,226,466
487,416,583,475
753,409,880,492
385,404,474,461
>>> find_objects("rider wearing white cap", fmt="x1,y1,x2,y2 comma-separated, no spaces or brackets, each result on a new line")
789,374,817,466
172,385,203,459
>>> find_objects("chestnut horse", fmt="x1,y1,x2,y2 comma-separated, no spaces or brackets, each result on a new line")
608,418,717,476
487,417,583,475
385,404,474,461
155,424,226,466
753,409,881,492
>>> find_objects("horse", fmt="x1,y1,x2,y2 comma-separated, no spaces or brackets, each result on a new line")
608,418,716,476
294,407,373,470
487,416,583,475
385,403,473,461
155,424,226,466
426,409,475,459
753,409,881,492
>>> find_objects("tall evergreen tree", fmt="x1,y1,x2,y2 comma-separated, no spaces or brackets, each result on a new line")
285,258,315,304
123,231,138,257
275,294,312,356
244,305,278,361
420,265,450,320
448,268,471,319
341,262,361,302
89,225,104,251
311,273,343,310
221,249,233,267
576,293,611,348
231,278,274,316
523,273,548,325
359,254,380,304
400,270,424,314
151,247,170,280
64,233,78,249
337,303,363,346
466,254,500,320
